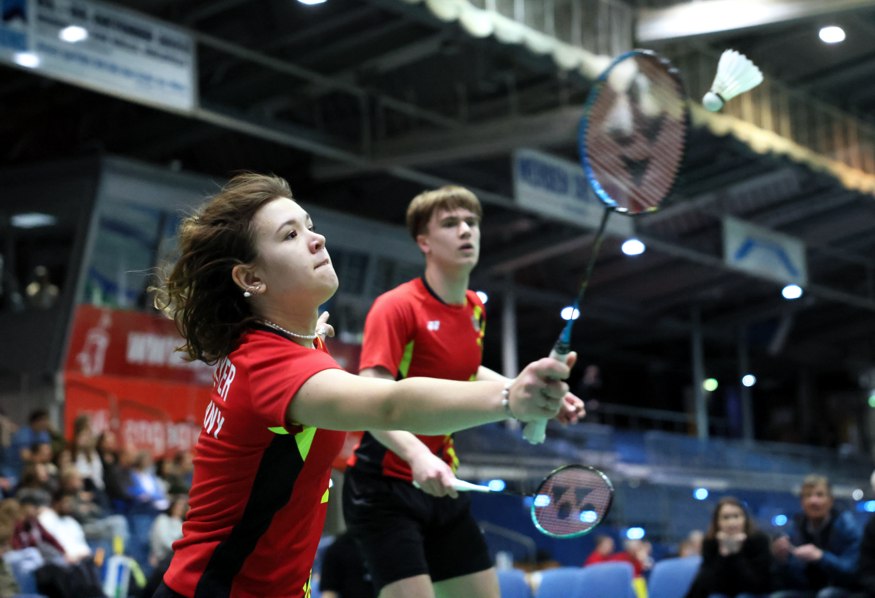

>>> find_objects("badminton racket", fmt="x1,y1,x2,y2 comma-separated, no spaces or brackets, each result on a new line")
523,49,689,444
427,465,614,538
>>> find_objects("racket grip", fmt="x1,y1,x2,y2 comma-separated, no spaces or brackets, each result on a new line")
521,344,571,445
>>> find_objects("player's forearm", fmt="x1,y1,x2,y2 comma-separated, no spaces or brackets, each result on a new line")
476,365,512,384
381,378,507,434
369,430,434,462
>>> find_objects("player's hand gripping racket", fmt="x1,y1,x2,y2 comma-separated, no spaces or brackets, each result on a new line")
523,49,689,444
443,465,614,538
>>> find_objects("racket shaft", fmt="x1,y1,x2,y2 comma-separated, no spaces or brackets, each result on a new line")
413,479,492,493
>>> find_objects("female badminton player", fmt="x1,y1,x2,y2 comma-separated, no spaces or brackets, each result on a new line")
151,173,574,598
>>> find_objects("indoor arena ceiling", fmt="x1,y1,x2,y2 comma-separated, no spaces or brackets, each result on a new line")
2,0,875,423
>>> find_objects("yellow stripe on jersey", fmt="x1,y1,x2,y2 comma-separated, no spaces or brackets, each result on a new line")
398,340,415,379
296,426,317,460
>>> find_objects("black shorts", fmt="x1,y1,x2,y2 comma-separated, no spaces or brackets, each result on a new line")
342,467,493,592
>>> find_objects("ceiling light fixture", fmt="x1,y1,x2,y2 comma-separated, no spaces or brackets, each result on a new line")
781,284,803,300
621,238,645,256
59,25,89,43
12,52,40,69
297,0,327,5
819,25,846,44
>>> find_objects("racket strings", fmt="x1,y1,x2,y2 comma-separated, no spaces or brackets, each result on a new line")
531,466,613,537
584,54,687,214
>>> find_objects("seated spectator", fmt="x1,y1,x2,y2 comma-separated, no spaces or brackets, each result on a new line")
38,492,92,564
58,467,128,547
148,495,187,567
71,424,104,496
856,470,875,596
679,529,705,558
771,474,862,597
14,461,57,498
11,489,66,566
127,451,169,513
161,450,194,496
0,498,22,595
15,489,104,597
97,431,133,510
613,538,653,579
583,534,617,566
8,409,51,482
685,496,771,598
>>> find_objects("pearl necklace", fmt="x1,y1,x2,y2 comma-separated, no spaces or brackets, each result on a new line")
259,319,318,340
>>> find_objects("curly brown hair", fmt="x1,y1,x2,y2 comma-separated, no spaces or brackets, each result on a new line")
154,173,292,364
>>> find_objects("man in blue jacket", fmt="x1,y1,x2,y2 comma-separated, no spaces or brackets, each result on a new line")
771,474,862,597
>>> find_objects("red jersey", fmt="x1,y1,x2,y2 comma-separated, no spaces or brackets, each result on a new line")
163,327,344,598
347,278,486,480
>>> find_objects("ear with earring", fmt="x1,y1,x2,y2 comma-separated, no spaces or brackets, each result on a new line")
243,289,252,298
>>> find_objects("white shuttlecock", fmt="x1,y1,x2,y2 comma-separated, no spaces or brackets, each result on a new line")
702,49,763,112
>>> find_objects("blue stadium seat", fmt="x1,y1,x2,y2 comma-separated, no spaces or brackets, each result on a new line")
647,555,701,598
498,568,532,598
536,562,635,598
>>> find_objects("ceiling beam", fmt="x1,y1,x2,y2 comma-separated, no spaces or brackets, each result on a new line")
637,0,875,43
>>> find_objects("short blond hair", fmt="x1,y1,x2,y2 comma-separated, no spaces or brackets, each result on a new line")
405,186,482,239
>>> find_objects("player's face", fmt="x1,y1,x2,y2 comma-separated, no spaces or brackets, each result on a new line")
801,484,833,521
717,503,745,535
250,197,338,307
420,207,480,270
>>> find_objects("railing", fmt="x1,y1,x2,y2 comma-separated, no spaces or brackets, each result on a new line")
671,47,875,182
470,0,635,58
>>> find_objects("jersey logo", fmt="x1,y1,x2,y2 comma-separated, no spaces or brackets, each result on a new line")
426,320,441,331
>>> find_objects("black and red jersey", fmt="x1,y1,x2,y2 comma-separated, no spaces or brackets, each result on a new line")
347,278,486,480
164,328,344,598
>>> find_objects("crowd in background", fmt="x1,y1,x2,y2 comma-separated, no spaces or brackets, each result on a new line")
582,474,875,598
0,408,192,597
1,406,875,598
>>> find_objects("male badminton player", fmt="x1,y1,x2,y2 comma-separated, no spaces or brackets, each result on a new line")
342,185,586,598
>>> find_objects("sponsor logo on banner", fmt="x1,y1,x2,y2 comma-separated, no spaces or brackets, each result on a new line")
1,0,195,111
722,216,807,285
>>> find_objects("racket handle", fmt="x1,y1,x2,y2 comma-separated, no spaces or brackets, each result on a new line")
522,343,571,445
413,479,492,493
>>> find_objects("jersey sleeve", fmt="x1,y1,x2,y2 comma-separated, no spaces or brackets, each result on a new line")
248,341,341,427
359,291,416,376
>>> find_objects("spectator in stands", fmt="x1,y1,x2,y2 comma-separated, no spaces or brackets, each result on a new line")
97,430,133,510
160,450,193,496
771,474,862,597
127,451,169,513
14,461,57,498
679,529,705,558
0,498,21,596
583,534,617,566
149,495,187,568
856,470,875,596
8,409,52,480
71,423,104,496
59,467,128,547
319,531,375,598
11,489,66,566
685,496,771,598
0,409,18,494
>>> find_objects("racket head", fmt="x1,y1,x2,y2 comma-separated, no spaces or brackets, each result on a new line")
530,464,614,538
579,49,688,215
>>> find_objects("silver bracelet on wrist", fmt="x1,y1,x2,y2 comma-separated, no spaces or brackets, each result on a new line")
501,384,517,420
